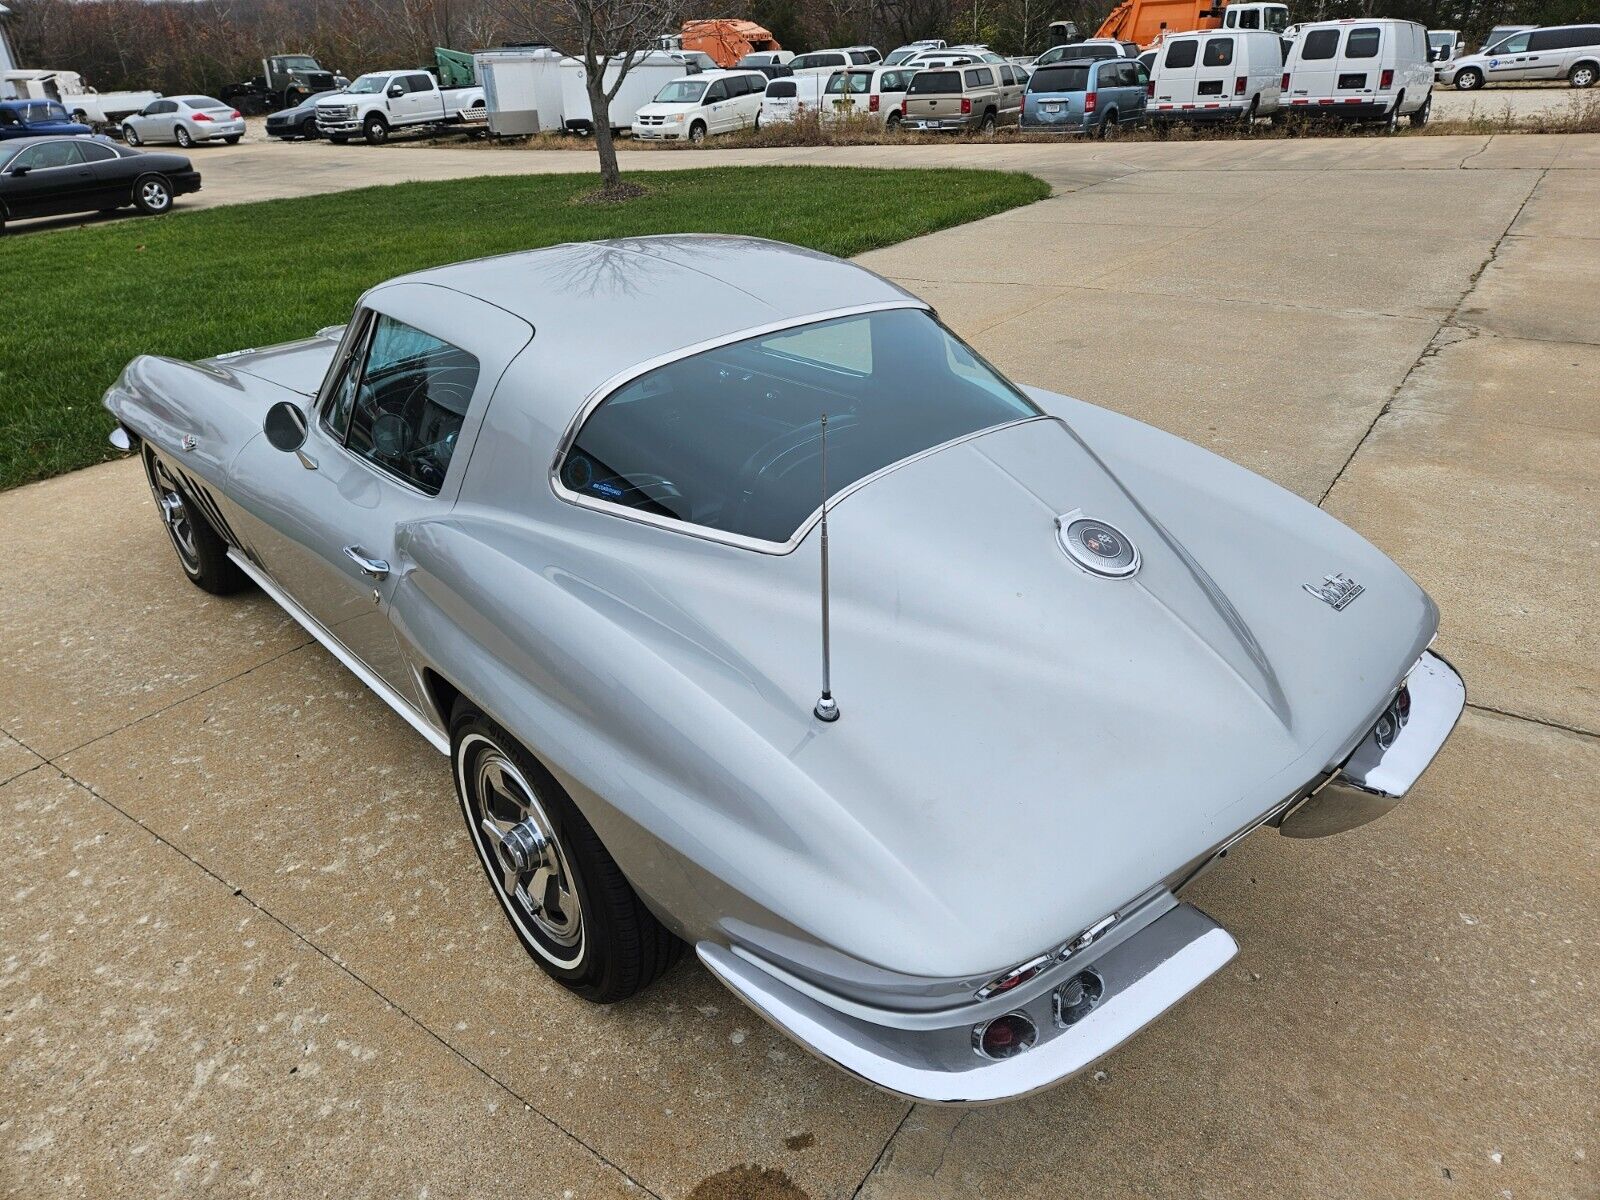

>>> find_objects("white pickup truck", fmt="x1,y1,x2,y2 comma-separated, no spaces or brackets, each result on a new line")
314,69,486,144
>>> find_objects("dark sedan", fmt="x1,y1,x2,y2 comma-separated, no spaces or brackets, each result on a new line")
265,89,338,139
0,136,201,232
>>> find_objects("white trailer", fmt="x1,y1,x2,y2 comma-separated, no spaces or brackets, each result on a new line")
476,47,566,135
558,50,706,134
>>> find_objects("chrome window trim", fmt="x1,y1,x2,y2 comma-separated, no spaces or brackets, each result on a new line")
548,300,1047,555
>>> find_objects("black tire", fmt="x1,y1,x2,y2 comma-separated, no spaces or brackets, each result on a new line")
886,110,901,129
1241,96,1259,126
979,108,997,133
451,701,681,1003
1454,67,1483,91
141,445,246,595
1381,94,1401,134
1097,109,1118,138
688,120,707,143
132,173,173,215
1571,62,1598,89
123,124,141,146
223,135,241,145
363,114,390,145
1409,93,1432,127
174,125,194,148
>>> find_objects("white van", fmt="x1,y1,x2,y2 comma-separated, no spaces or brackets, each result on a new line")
1148,30,1283,121
758,72,835,123
822,65,918,126
1281,19,1434,128
630,69,767,140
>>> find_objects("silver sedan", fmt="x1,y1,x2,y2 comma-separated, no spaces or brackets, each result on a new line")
122,95,245,147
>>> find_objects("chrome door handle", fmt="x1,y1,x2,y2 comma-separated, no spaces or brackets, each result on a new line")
343,546,390,579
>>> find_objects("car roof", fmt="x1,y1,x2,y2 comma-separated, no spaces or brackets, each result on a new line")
387,236,920,403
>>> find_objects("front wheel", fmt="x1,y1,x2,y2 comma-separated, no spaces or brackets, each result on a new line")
1454,68,1483,90
688,120,706,143
123,124,141,146
451,704,681,1002
141,445,245,594
174,125,193,148
1571,63,1597,88
363,114,390,145
1410,93,1432,127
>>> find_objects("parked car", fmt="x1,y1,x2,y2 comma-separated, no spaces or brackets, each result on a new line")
1443,24,1600,90
1035,39,1130,67
1147,30,1283,122
122,96,245,148
757,73,837,124
1020,57,1148,135
0,135,198,231
265,90,338,139
103,235,1465,1104
885,39,947,64
0,99,92,140
631,70,768,140
315,71,486,144
900,63,1023,132
1281,19,1434,128
906,44,1010,67
822,66,917,126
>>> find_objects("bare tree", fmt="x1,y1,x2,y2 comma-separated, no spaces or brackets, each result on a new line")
524,0,685,193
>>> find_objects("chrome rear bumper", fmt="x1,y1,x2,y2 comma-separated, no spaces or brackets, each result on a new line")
1280,650,1465,838
699,900,1234,1104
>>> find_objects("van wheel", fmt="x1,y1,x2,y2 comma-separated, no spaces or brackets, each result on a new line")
1454,67,1483,90
1240,97,1259,127
363,114,390,145
1409,93,1432,127
1571,63,1598,88
1381,95,1401,134
1097,110,1119,139
688,120,706,143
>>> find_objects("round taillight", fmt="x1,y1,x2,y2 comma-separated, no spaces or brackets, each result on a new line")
972,1012,1037,1060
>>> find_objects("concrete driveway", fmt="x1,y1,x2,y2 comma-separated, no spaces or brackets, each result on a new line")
2,136,1596,1199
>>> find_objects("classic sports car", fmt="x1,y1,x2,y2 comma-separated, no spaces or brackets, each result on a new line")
104,237,1464,1103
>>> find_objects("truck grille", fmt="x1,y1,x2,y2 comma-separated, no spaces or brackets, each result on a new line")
318,105,356,122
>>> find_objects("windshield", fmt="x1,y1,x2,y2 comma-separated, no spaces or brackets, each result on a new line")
182,96,228,109
348,74,391,94
1029,65,1090,92
279,56,320,70
560,308,1040,544
654,79,707,103
1264,8,1288,32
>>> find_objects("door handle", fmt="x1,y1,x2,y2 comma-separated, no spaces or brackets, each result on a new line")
343,545,390,579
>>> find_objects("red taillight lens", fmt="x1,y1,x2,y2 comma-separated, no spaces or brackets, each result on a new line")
192,112,213,122
973,1012,1037,1060
1085,91,1097,113
1235,75,1247,94
869,93,879,111
960,96,972,114
230,110,242,120
1282,72,1291,90
1147,79,1155,97
900,99,908,114
1380,68,1394,89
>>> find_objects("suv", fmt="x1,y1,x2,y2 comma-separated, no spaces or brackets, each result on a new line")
1445,24,1600,89
899,64,1023,131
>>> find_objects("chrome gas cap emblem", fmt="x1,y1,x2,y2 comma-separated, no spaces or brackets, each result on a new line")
1056,513,1140,578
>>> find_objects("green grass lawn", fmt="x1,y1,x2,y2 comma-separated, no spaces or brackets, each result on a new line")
0,165,1047,490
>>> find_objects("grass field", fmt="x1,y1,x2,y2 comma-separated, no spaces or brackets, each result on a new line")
0,165,1048,490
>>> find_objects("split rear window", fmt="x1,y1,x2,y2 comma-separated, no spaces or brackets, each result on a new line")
1345,28,1381,58
1203,38,1234,66
1300,29,1340,60
1164,40,1199,68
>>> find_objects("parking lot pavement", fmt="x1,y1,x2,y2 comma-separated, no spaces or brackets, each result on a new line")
3,137,1597,1198
1431,82,1598,122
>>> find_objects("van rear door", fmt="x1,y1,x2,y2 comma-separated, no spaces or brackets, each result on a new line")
1153,36,1200,108
1287,25,1340,101
1336,25,1385,102
1193,35,1239,108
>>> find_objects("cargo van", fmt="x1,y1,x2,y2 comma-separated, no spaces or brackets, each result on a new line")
1148,30,1283,121
1281,19,1434,128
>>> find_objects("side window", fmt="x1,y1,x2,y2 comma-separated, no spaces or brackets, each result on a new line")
1497,32,1530,53
1239,9,1260,27
17,141,83,169
724,75,748,96
78,141,117,163
704,80,728,102
1165,40,1198,68
406,74,433,92
1301,29,1339,60
1204,37,1234,66
1345,28,1381,58
1527,30,1561,51
338,315,480,495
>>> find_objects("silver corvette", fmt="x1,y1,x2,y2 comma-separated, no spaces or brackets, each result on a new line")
103,237,1464,1104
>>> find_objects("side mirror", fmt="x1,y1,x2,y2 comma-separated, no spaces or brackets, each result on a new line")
388,84,405,98
9,165,29,177
264,400,309,451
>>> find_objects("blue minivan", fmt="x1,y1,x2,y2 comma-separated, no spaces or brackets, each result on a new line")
0,100,93,141
1019,57,1149,136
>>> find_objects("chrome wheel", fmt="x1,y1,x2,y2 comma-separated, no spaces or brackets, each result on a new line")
140,180,171,212
144,453,200,575
462,735,584,964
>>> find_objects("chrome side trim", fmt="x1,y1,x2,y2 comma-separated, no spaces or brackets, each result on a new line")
226,549,450,755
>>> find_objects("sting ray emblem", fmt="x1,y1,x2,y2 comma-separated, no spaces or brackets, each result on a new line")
1304,572,1364,610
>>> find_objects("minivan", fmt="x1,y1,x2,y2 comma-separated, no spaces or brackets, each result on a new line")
630,70,768,140
899,64,1021,132
1149,30,1283,122
1281,19,1434,128
1020,57,1148,135
1443,25,1600,90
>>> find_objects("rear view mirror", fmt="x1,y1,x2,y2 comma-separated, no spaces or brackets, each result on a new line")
264,400,308,451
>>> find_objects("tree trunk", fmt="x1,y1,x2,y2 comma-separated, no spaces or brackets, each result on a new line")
587,83,623,191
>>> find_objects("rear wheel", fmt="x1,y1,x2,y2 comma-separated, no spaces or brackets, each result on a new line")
451,702,681,1003
223,135,241,144
123,124,141,146
979,108,997,133
1409,93,1432,127
363,114,390,145
1097,109,1119,138
1381,94,1401,133
175,125,194,148
886,110,901,129
1571,63,1597,88
132,174,173,215
141,445,246,595
1454,67,1483,90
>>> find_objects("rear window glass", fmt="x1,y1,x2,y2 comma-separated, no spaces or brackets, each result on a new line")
1301,29,1339,59
766,80,796,97
1203,37,1234,65
183,96,228,109
559,309,1039,545
1029,65,1090,91
907,70,961,94
828,71,873,93
1164,40,1198,68
1345,28,1381,58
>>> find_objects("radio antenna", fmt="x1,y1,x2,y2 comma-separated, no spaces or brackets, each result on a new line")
813,413,839,723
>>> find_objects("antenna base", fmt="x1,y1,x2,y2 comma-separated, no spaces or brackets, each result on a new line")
813,695,840,723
